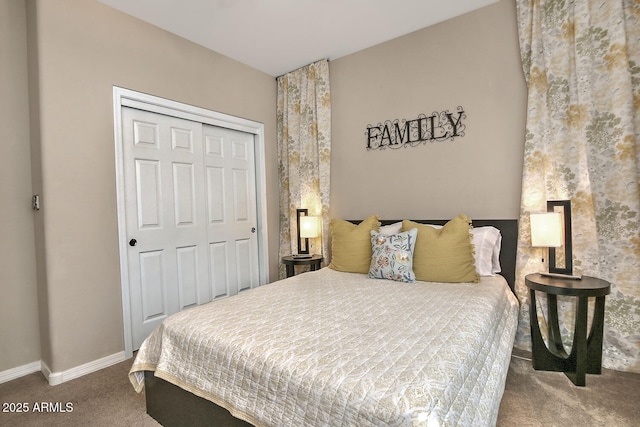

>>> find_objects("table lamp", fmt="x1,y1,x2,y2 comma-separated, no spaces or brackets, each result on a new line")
530,200,581,279
295,209,320,258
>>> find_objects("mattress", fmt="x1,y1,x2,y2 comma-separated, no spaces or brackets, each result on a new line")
130,267,519,426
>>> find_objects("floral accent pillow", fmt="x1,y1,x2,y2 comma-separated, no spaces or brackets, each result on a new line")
368,228,418,282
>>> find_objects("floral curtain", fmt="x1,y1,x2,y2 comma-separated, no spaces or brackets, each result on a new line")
514,0,640,372
277,59,331,278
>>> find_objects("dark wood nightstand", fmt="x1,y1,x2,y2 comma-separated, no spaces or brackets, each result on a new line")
281,254,323,278
525,273,611,386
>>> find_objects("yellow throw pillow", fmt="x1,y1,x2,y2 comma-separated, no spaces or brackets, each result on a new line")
329,215,380,273
402,215,479,283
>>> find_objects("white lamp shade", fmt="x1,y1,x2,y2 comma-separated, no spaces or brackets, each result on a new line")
299,216,320,238
530,212,563,247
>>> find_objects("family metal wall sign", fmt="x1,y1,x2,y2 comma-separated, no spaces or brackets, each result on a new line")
366,106,466,150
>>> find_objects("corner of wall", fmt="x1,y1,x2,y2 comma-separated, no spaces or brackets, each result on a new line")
41,352,126,386
25,0,53,372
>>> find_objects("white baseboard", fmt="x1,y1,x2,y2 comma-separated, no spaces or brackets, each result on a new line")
0,361,42,384
41,351,127,386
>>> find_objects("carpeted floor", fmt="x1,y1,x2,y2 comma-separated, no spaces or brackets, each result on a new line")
0,359,159,427
1,350,638,426
497,350,640,426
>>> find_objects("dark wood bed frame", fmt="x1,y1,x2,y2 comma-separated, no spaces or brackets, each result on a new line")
143,219,518,426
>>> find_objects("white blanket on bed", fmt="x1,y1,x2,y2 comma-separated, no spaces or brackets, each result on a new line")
130,268,518,426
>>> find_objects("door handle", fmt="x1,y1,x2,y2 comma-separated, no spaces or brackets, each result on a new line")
129,238,137,247
251,227,256,233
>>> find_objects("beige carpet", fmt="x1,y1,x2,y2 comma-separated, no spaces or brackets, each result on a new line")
497,350,640,426
1,351,638,426
0,360,159,427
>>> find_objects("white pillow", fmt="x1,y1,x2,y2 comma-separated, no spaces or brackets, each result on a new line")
470,226,502,276
491,234,502,273
379,221,402,235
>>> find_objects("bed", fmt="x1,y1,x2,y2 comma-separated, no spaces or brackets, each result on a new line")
129,217,519,426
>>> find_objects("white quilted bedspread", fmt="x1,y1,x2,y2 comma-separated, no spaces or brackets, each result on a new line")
130,268,518,427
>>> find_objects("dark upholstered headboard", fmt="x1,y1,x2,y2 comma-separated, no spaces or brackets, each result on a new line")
347,219,519,292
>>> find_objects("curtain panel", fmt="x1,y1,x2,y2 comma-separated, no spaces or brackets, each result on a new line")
514,0,640,372
277,60,331,278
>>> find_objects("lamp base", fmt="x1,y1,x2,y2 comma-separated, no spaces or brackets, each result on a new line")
292,254,313,259
539,271,583,280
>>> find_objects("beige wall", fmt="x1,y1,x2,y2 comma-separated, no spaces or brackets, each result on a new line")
0,0,41,372
15,0,279,374
2,0,524,376
330,0,526,220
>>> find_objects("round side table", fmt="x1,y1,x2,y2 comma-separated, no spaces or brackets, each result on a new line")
525,273,610,386
281,254,323,278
